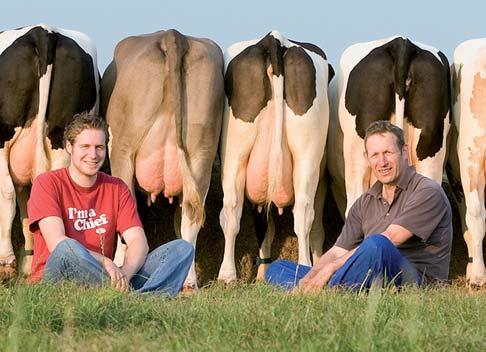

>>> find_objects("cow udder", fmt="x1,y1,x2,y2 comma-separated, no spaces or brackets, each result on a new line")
135,144,182,200
9,125,37,186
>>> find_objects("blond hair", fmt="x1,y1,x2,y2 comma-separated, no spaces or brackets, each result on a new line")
63,111,109,147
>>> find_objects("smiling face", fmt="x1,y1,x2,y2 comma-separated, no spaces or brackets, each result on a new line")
66,128,107,187
364,132,408,186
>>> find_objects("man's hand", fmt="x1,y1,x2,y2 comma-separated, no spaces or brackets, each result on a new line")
298,265,335,294
103,257,129,292
294,246,357,295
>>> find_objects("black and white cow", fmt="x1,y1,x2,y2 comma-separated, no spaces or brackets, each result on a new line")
219,31,333,281
0,24,99,278
329,36,451,216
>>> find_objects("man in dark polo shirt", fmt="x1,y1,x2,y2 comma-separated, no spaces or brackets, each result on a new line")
265,120,452,292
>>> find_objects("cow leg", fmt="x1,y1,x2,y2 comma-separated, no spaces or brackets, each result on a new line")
457,132,486,286
0,150,16,279
174,202,202,290
343,135,371,216
253,207,275,281
15,186,33,276
463,188,486,286
110,150,135,267
309,161,327,264
178,208,201,289
174,204,182,239
218,159,247,283
292,160,321,267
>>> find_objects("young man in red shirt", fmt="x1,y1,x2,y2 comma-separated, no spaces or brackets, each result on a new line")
28,112,194,296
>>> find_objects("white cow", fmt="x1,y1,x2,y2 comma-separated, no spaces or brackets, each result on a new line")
450,39,486,286
219,31,332,281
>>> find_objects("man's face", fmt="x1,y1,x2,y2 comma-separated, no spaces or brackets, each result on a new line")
364,132,408,186
66,128,106,178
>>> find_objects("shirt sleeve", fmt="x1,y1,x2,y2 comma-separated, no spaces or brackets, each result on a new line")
334,197,364,250
392,184,450,242
116,183,143,235
28,173,62,232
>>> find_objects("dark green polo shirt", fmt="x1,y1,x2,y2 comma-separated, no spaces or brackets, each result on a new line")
335,166,452,281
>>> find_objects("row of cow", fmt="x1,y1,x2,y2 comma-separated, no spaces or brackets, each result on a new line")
0,24,484,288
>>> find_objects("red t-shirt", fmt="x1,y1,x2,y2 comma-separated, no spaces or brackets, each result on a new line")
28,168,142,283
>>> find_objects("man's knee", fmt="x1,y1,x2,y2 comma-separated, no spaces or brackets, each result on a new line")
360,234,395,254
51,238,84,258
170,239,195,261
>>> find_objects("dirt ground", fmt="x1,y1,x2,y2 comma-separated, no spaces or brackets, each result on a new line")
11,157,482,286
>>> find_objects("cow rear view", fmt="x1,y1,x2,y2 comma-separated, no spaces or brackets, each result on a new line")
450,39,486,286
0,24,99,279
102,29,224,289
219,31,333,281
331,36,451,216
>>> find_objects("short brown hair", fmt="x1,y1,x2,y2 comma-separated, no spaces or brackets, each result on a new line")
63,111,109,147
364,120,405,153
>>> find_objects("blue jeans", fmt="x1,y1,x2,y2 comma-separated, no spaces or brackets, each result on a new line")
265,234,420,291
44,238,194,297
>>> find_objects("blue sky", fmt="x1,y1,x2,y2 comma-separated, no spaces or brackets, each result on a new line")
2,1,485,71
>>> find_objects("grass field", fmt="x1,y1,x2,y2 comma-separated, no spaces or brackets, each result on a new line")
0,281,484,352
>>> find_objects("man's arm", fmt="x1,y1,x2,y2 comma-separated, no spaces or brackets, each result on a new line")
382,224,413,245
39,216,69,251
118,226,149,281
39,216,130,292
303,245,348,281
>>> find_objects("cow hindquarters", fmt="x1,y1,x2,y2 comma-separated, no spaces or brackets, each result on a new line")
0,149,16,279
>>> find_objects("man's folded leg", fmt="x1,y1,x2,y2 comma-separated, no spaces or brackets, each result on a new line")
130,239,195,297
329,234,420,290
265,259,312,291
44,238,109,286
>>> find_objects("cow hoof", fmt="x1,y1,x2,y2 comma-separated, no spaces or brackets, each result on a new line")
468,276,486,288
217,275,237,284
181,284,198,295
217,269,237,283
0,255,17,281
22,255,33,276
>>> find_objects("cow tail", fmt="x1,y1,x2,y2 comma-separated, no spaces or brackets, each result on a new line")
391,38,417,131
34,25,56,178
266,38,285,213
161,29,205,227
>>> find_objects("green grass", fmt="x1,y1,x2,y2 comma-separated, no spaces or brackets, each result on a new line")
0,282,484,352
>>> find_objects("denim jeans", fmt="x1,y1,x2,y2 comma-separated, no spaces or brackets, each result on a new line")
44,238,194,297
265,234,421,291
